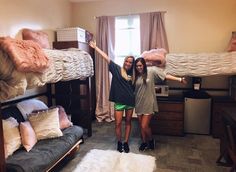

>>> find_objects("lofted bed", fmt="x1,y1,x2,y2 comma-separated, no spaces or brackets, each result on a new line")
165,51,236,77
0,36,95,171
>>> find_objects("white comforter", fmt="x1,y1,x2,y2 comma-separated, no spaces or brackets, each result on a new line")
0,48,94,101
164,51,236,77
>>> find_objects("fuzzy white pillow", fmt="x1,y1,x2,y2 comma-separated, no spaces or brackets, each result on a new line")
16,99,48,120
28,108,63,140
2,117,21,158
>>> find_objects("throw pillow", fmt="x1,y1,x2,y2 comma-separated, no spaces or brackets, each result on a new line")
33,106,73,130
19,121,37,152
2,117,21,158
22,28,50,49
141,48,167,67
16,99,48,120
57,105,73,130
28,108,63,140
228,36,236,52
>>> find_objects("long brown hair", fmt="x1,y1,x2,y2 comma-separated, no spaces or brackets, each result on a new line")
134,57,147,85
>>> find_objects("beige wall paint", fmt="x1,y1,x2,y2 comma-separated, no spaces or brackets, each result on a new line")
71,0,236,53
0,0,71,47
0,0,71,99
71,0,236,94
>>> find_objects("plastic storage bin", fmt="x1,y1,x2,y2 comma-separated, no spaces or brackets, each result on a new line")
56,27,86,42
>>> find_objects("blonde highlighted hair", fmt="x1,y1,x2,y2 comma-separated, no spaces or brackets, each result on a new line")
121,56,135,81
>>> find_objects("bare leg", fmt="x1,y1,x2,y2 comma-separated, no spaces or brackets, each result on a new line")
115,110,123,141
140,114,153,142
138,115,145,142
124,109,133,142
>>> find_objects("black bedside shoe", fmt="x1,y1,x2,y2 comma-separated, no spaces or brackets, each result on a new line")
139,142,148,151
148,139,155,150
123,142,130,153
117,141,123,153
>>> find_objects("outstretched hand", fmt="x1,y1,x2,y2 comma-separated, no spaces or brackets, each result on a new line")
89,41,96,49
181,77,187,84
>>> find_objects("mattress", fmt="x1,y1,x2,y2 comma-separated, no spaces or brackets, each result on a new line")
164,51,236,77
0,48,94,101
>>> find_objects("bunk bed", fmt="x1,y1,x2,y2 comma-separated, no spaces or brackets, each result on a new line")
0,37,94,171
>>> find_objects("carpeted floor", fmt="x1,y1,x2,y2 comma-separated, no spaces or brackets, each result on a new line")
58,119,230,172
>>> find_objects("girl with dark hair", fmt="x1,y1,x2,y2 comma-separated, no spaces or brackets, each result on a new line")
89,41,135,153
134,57,186,151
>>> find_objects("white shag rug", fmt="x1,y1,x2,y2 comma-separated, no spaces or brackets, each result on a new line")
73,149,156,172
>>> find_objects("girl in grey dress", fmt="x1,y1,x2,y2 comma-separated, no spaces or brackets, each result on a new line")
134,57,186,151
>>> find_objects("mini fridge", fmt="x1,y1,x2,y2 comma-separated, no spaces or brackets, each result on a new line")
184,90,211,134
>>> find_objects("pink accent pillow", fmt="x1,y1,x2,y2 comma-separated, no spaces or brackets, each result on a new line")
0,37,50,73
57,105,73,130
141,48,167,67
228,37,236,52
19,121,37,152
22,28,50,49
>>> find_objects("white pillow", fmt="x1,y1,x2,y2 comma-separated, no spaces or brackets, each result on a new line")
28,108,63,140
16,99,48,120
2,117,21,158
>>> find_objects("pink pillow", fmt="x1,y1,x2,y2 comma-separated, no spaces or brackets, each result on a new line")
228,37,236,52
57,106,73,130
19,121,37,152
141,48,167,67
0,37,50,73
22,28,50,49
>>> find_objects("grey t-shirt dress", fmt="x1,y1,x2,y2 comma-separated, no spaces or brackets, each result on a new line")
134,66,166,114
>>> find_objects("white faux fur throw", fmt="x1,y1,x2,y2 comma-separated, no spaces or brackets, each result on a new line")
73,149,156,172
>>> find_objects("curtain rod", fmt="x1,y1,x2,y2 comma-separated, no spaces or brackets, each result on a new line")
94,11,167,19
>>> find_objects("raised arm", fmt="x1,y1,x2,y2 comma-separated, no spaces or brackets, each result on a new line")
89,41,110,63
166,74,187,84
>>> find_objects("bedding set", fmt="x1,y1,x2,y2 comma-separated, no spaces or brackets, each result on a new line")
142,49,236,77
0,37,94,101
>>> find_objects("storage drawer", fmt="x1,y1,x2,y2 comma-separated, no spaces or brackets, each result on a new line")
151,120,184,136
159,102,183,112
154,112,183,121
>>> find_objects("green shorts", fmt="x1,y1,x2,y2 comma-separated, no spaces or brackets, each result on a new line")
114,103,134,111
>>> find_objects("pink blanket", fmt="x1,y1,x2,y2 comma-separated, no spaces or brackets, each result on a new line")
0,37,49,73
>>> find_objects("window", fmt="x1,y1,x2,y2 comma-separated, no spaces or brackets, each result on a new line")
114,15,140,66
